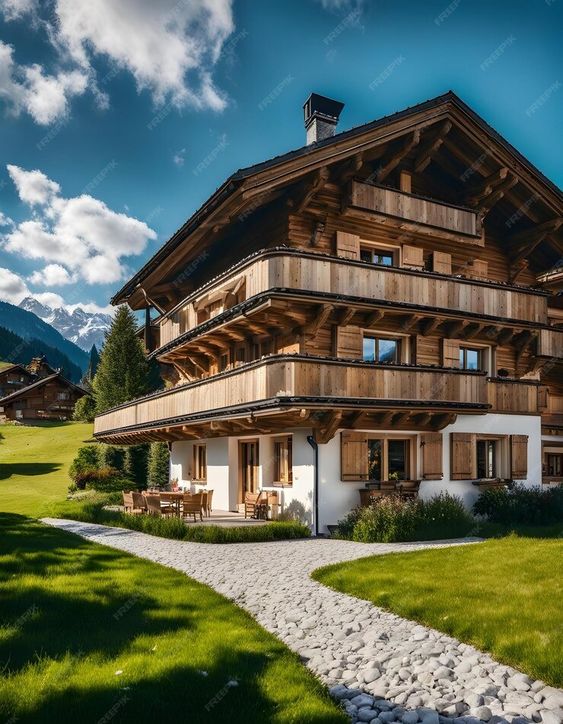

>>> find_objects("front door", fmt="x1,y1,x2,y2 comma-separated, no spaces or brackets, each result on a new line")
239,440,259,503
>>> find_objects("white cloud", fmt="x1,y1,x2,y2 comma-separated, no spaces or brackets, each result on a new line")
2,164,157,285
34,291,65,308
173,148,186,167
0,211,14,228
0,0,235,124
66,301,114,316
315,0,363,11
0,266,29,303
0,41,88,125
7,164,60,205
29,263,74,286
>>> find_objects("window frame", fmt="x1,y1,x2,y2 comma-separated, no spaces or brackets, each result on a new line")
273,436,293,486
192,443,207,483
363,335,402,364
459,345,483,371
359,242,399,268
476,438,497,479
344,433,415,482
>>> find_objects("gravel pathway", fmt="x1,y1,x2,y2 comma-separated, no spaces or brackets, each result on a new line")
42,519,562,724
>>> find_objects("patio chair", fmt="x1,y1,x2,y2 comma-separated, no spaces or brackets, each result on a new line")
160,492,180,517
182,492,203,522
199,489,208,518
145,494,162,516
131,491,147,514
206,489,213,517
122,491,134,513
244,491,266,519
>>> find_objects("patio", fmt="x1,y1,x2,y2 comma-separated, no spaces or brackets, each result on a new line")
192,509,268,528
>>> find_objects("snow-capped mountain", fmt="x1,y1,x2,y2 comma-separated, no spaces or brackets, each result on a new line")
19,297,111,351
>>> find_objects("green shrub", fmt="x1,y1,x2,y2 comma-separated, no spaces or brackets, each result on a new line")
474,484,563,526
124,444,149,488
98,444,126,472
72,466,134,493
335,493,473,543
46,497,311,543
72,394,96,422
147,442,170,489
69,445,99,483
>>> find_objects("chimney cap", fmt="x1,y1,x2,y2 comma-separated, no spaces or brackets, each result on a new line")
303,93,344,129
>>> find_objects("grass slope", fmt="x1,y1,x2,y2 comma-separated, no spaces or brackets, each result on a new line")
313,537,563,687
0,514,346,724
0,422,94,516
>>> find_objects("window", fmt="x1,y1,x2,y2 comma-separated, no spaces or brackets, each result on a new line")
367,437,410,481
363,336,400,364
477,439,497,479
57,391,70,401
546,453,563,477
360,246,395,266
459,346,481,370
193,444,207,482
273,437,292,484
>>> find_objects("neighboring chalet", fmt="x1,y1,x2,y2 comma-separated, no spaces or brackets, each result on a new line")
93,91,563,531
0,357,87,422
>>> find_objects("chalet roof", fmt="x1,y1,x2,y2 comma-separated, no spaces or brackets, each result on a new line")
0,363,33,377
112,90,562,306
0,373,86,405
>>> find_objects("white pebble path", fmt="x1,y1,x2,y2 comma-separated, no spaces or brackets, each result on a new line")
41,519,563,724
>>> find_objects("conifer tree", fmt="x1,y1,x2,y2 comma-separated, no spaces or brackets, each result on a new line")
147,442,170,489
92,306,151,414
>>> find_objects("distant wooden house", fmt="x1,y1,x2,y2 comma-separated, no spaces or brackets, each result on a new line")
0,368,87,422
0,364,35,398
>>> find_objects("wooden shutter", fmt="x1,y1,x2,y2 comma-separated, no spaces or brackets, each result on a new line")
421,433,443,479
341,431,369,481
468,259,488,280
442,339,460,368
450,433,476,480
335,325,362,359
336,231,360,259
510,435,528,479
402,244,424,270
431,251,452,275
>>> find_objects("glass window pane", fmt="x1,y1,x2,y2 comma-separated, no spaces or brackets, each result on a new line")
378,339,398,363
466,349,479,369
368,440,382,480
388,440,407,479
459,348,465,366
360,248,372,263
378,253,394,266
363,337,376,362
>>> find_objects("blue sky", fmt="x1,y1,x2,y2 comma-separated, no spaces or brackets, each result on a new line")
0,0,561,314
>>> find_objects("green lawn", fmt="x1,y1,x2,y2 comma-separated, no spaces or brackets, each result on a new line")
313,537,562,687
0,421,94,516
0,514,346,723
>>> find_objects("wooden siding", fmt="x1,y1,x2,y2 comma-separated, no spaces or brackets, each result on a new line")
487,379,540,414
348,180,479,237
157,251,547,350
538,328,563,358
94,358,487,435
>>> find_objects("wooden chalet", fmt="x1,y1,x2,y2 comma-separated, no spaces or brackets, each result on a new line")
0,364,35,398
94,91,563,530
0,364,86,422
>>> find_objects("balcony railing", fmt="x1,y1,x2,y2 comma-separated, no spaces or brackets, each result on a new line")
347,180,480,238
538,328,563,359
94,356,489,436
487,378,541,414
158,249,548,350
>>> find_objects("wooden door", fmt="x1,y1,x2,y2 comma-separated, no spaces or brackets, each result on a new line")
239,440,259,503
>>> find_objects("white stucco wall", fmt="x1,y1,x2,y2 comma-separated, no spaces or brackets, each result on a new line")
171,413,543,534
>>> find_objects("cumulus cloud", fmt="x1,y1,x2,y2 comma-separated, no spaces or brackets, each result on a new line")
0,266,29,303
0,0,235,124
29,263,74,286
0,41,88,125
2,164,157,285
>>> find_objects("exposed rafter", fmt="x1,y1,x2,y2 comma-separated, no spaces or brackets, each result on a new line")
376,130,422,183
413,120,452,173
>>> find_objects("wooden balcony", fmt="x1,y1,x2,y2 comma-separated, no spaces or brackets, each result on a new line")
487,378,542,414
345,180,480,241
158,249,547,351
94,356,488,439
538,328,563,359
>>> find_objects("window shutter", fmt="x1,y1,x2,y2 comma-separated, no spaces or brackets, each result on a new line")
421,433,443,479
402,244,424,270
510,435,528,479
336,231,360,260
450,433,476,480
442,339,460,368
468,259,488,280
341,431,369,481
335,325,362,359
431,251,452,275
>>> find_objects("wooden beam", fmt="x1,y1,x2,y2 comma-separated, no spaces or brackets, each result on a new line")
413,120,452,173
462,323,485,340
364,309,385,328
421,317,442,336
338,307,356,327
339,152,364,184
302,304,334,338
401,313,422,332
314,410,343,444
446,319,470,337
297,166,330,213
497,328,517,345
476,175,518,218
377,130,421,183
466,167,508,204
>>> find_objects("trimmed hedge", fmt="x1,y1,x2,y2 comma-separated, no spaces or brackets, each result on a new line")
334,493,474,543
474,484,563,526
44,494,311,544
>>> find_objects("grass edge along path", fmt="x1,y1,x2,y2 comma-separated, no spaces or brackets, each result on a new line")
313,536,562,688
0,514,346,724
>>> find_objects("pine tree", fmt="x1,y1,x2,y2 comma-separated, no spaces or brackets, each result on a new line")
147,442,170,489
72,394,96,422
85,345,100,383
92,306,151,414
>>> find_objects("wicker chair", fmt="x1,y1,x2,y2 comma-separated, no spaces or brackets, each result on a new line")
145,494,162,516
244,491,266,519
182,492,203,522
160,492,180,517
131,491,147,513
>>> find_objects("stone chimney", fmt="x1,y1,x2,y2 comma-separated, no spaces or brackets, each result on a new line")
303,93,344,145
